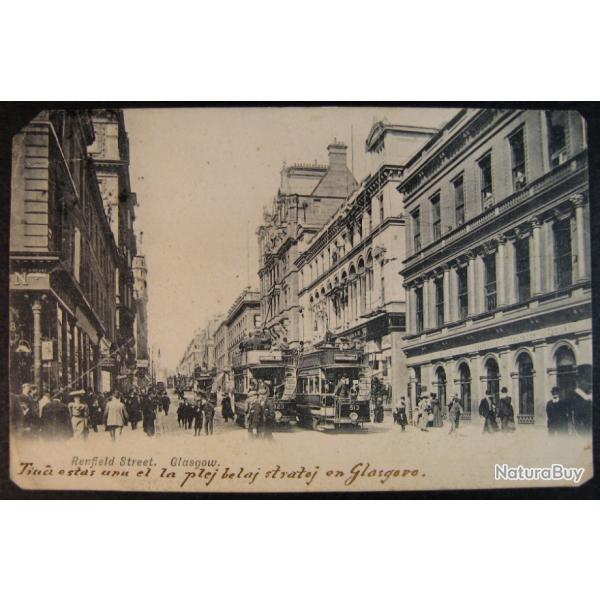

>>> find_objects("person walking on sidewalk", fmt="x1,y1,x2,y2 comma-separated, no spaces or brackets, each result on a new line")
193,400,204,436
104,391,129,442
203,397,215,435
68,390,90,440
479,394,498,433
546,386,570,436
498,387,516,432
448,393,462,435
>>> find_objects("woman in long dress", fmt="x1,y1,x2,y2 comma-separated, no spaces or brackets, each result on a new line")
431,393,443,427
68,390,90,440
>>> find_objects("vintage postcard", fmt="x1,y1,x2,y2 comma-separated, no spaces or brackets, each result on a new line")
7,106,593,493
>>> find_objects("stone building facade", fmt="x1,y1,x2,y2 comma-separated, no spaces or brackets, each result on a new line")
296,122,438,405
399,109,590,424
225,289,262,368
256,142,358,348
9,110,119,394
88,109,138,390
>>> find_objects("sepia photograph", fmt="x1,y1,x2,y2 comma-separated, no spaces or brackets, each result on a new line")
5,105,594,494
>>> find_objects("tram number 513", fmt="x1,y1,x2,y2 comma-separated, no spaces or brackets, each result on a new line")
348,403,360,411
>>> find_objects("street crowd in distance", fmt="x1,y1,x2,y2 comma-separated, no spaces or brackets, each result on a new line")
10,383,176,443
10,374,592,444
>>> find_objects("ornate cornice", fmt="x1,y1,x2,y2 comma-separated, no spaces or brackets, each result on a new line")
398,109,512,198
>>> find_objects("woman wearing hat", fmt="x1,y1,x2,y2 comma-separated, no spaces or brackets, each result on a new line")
68,390,90,440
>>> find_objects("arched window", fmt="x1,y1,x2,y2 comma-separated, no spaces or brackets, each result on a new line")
484,357,500,401
517,353,535,416
366,253,373,312
435,367,447,408
358,258,366,314
458,363,471,414
556,345,576,401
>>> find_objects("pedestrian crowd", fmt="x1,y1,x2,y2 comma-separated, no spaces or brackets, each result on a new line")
10,382,172,442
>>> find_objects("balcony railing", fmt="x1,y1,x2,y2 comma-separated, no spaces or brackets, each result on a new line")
404,151,587,269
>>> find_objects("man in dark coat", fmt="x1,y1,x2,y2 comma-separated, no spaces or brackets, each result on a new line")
497,387,516,432
479,395,498,433
41,395,73,440
546,386,570,436
141,394,156,437
221,394,234,423
203,399,215,435
193,401,204,436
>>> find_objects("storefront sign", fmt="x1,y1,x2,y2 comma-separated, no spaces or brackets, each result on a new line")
136,359,149,368
100,357,117,368
41,341,53,361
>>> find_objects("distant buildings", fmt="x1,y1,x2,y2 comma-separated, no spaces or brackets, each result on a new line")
296,123,438,405
256,141,358,348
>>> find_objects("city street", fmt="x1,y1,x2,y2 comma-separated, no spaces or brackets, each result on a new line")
11,388,593,493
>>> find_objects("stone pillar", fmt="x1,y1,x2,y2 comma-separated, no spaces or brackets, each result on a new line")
449,266,458,322
422,277,430,330
572,194,588,281
405,286,414,335
442,267,451,325
505,237,516,305
496,237,506,307
534,342,549,426
531,218,543,295
390,330,406,410
32,299,42,393
498,346,511,394
467,252,477,316
542,218,555,292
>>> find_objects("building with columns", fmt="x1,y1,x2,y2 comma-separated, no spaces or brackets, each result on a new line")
296,122,438,405
399,109,590,424
9,110,119,395
257,141,358,348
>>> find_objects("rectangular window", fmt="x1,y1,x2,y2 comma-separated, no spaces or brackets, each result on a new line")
478,153,493,208
547,111,568,167
412,209,421,252
515,238,531,302
431,193,441,241
379,195,384,222
509,128,527,190
435,278,444,327
415,287,424,333
484,254,497,311
554,219,573,289
453,175,465,226
457,267,468,320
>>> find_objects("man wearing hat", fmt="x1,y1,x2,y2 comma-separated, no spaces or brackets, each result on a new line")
67,389,90,440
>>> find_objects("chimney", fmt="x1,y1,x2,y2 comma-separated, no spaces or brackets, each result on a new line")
327,139,348,170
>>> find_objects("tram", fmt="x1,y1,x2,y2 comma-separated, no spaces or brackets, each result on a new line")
295,345,371,430
232,349,297,427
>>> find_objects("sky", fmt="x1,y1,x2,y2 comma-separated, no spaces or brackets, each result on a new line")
124,106,460,371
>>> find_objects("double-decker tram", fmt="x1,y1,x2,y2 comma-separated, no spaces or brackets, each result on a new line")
232,348,297,427
295,344,371,430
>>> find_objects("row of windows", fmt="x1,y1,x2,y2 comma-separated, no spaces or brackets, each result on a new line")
411,113,570,252
303,195,385,287
414,218,573,332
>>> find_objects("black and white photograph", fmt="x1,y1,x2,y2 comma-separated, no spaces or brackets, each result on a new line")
4,105,594,493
